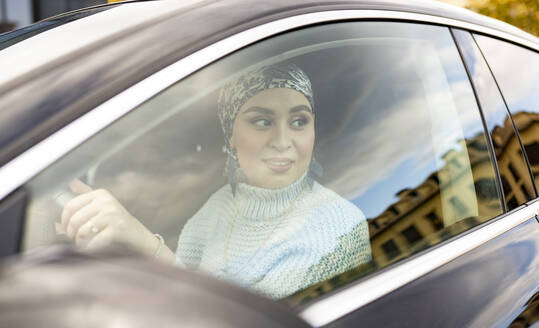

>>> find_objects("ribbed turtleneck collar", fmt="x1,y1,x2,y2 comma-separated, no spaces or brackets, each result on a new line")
234,172,313,221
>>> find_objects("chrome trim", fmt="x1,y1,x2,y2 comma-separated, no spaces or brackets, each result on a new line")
298,205,537,326
0,7,537,319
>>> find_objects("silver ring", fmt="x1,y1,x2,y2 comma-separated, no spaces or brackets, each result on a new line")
90,226,99,234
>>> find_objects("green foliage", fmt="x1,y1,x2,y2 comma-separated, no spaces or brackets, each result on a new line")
465,0,539,36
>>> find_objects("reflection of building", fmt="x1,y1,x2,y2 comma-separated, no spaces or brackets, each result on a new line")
495,112,539,207
368,134,501,266
289,113,538,305
369,112,537,265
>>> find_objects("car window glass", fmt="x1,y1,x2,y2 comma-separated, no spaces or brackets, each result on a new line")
23,22,503,303
452,29,535,210
473,34,539,197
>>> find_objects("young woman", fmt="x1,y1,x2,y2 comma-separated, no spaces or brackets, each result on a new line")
61,63,371,298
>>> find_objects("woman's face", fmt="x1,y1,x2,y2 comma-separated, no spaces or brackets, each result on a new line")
230,88,315,189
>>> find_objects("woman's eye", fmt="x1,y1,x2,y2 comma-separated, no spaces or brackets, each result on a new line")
251,118,271,127
290,117,309,128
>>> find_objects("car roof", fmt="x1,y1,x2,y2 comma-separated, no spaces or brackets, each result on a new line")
0,0,535,82
0,0,536,89
0,0,537,168
43,0,535,39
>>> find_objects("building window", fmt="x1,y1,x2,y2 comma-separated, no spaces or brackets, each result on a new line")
450,157,462,168
388,206,399,216
508,163,520,183
401,225,423,245
507,196,518,210
425,211,443,230
474,178,498,201
520,185,532,200
524,142,539,166
449,197,468,216
381,239,401,260
500,175,512,196
469,139,488,151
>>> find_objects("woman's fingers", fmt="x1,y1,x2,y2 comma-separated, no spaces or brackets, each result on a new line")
60,185,156,256
75,215,108,247
61,192,94,228
68,190,116,247
64,188,133,245
62,187,112,239
69,179,93,194
66,202,100,240
85,227,114,251
60,179,94,228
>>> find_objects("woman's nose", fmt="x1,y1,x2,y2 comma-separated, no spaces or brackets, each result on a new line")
269,125,292,151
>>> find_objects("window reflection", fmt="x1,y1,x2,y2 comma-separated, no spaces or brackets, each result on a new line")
23,22,507,306
288,26,504,305
473,34,539,200
452,29,536,210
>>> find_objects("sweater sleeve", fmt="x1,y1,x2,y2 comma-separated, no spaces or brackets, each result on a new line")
175,210,209,269
175,185,231,269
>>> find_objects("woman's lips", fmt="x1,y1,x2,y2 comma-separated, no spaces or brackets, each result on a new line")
263,158,294,173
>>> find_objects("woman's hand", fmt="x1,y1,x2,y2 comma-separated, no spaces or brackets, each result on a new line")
60,179,160,257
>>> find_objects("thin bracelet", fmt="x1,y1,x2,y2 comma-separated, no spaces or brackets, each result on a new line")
153,233,165,259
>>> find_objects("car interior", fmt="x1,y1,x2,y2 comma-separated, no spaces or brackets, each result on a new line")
21,21,506,303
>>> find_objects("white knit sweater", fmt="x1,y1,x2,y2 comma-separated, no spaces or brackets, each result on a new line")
175,174,371,298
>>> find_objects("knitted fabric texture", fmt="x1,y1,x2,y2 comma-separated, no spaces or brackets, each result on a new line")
175,174,372,299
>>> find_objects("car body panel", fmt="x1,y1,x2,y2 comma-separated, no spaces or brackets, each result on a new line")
298,203,539,326
326,216,539,327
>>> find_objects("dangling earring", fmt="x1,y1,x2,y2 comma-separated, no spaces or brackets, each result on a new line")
225,148,246,195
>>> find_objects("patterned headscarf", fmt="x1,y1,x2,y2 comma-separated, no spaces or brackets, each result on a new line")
217,63,314,151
